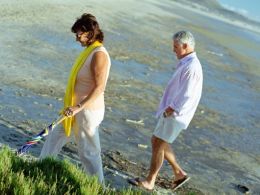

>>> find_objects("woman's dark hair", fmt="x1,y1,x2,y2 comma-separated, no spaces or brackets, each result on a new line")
71,13,104,44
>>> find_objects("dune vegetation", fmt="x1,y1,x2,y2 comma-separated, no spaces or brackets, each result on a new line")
0,146,145,195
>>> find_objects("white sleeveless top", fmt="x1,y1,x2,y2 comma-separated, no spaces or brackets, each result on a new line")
74,46,111,110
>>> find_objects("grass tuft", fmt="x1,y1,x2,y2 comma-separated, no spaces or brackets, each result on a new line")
0,146,145,195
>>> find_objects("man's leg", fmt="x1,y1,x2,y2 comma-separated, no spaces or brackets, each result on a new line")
139,135,168,190
164,143,187,181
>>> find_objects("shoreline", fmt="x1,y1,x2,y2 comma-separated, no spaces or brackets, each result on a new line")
168,0,260,34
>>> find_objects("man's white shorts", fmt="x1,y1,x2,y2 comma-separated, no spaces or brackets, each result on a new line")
153,115,183,143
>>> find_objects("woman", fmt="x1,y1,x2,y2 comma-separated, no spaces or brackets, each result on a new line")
40,13,111,184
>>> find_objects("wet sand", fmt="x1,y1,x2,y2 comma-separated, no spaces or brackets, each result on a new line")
0,0,260,194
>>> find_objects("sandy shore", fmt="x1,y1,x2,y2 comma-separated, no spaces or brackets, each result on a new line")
0,0,260,194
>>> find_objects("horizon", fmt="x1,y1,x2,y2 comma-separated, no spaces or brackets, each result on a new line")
218,0,260,22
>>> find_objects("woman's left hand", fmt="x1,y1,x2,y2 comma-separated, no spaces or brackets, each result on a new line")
63,106,81,117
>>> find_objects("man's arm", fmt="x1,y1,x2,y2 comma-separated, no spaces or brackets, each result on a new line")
169,68,200,115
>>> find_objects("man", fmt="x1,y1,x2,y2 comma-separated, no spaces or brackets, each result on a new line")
129,31,203,191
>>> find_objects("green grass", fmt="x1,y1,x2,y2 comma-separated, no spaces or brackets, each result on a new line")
0,146,144,195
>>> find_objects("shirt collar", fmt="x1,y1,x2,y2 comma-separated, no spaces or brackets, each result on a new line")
177,52,196,68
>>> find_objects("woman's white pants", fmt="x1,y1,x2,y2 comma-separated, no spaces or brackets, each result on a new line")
39,109,105,183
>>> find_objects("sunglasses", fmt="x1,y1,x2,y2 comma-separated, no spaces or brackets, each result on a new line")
75,32,89,38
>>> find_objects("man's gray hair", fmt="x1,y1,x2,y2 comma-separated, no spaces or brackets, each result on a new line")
173,31,195,49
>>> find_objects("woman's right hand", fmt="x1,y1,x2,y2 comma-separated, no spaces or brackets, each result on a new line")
63,105,82,117
63,107,73,117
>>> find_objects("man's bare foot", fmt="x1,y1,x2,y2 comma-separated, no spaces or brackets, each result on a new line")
173,170,187,182
139,180,154,191
128,178,154,191
172,175,190,191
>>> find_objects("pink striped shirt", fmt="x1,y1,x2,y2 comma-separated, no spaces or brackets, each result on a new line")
156,52,203,129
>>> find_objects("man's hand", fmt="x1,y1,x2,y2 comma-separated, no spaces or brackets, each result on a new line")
163,107,174,118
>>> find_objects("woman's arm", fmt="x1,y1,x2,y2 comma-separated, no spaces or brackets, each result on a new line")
80,51,109,108
64,51,108,117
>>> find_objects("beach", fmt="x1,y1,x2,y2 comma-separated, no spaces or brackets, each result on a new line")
0,0,260,194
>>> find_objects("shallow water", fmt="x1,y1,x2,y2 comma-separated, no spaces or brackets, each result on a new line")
0,0,260,194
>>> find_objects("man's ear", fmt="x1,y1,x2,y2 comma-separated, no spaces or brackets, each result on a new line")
183,43,188,49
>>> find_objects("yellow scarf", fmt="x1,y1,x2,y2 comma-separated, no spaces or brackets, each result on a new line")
63,41,102,137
